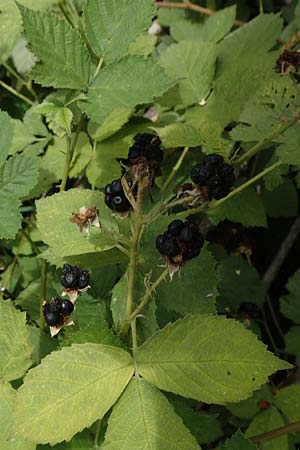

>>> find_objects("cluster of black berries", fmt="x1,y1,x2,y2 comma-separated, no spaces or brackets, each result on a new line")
104,133,164,213
191,154,235,200
104,179,131,213
126,133,164,164
43,297,74,327
156,219,204,262
61,264,89,290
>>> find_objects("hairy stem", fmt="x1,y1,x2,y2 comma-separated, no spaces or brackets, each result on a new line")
130,268,169,322
39,260,47,330
155,1,245,26
0,80,34,105
60,116,83,191
124,183,144,323
161,147,189,193
233,117,298,166
3,62,38,101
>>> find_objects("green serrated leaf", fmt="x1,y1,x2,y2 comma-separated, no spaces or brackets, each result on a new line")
83,0,155,62
80,56,175,124
136,315,290,404
262,180,299,217
274,385,300,422
0,111,13,167
9,118,36,155
284,326,300,363
0,154,39,198
169,396,223,444
156,247,218,315
202,14,283,127
14,343,133,445
221,430,257,450
40,429,94,450
0,382,35,450
88,108,133,142
159,40,217,108
102,378,200,450
171,5,236,44
246,407,288,450
69,132,93,178
280,271,300,324
0,190,23,241
208,186,267,228
0,0,22,64
64,295,122,347
0,299,32,382
19,5,92,89
227,384,273,419
35,102,73,136
217,254,266,312
129,34,157,56
36,189,121,261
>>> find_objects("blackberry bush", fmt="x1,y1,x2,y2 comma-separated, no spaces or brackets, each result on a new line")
1,0,299,449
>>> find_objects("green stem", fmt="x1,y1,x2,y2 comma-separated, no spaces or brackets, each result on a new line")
161,146,189,193
261,304,279,355
259,0,264,13
130,268,169,321
3,62,38,101
131,319,138,353
60,116,83,191
251,420,300,444
21,230,40,255
93,419,102,449
233,118,298,166
124,184,144,323
39,260,47,330
0,80,34,106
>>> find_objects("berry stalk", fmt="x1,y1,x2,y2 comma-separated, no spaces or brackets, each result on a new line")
122,181,144,338
232,117,298,166
60,116,83,192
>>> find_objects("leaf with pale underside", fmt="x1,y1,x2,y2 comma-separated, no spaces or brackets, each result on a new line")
102,378,200,450
0,299,33,382
14,343,134,445
136,315,291,404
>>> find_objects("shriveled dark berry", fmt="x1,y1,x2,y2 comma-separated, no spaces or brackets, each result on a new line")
210,185,230,200
78,271,89,289
128,146,142,160
60,299,74,315
61,271,78,289
163,239,180,258
148,146,164,163
204,153,224,167
156,235,167,253
167,220,184,237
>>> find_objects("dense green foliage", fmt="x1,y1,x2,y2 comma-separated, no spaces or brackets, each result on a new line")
1,0,300,449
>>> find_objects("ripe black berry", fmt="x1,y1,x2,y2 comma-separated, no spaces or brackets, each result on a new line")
78,271,89,289
156,235,167,253
190,153,235,200
167,220,184,237
104,179,131,213
43,303,63,327
164,239,180,258
61,264,73,275
60,299,74,315
44,311,62,327
127,133,163,164
190,163,212,185
179,226,197,244
205,153,224,167
61,271,78,289
128,146,142,160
